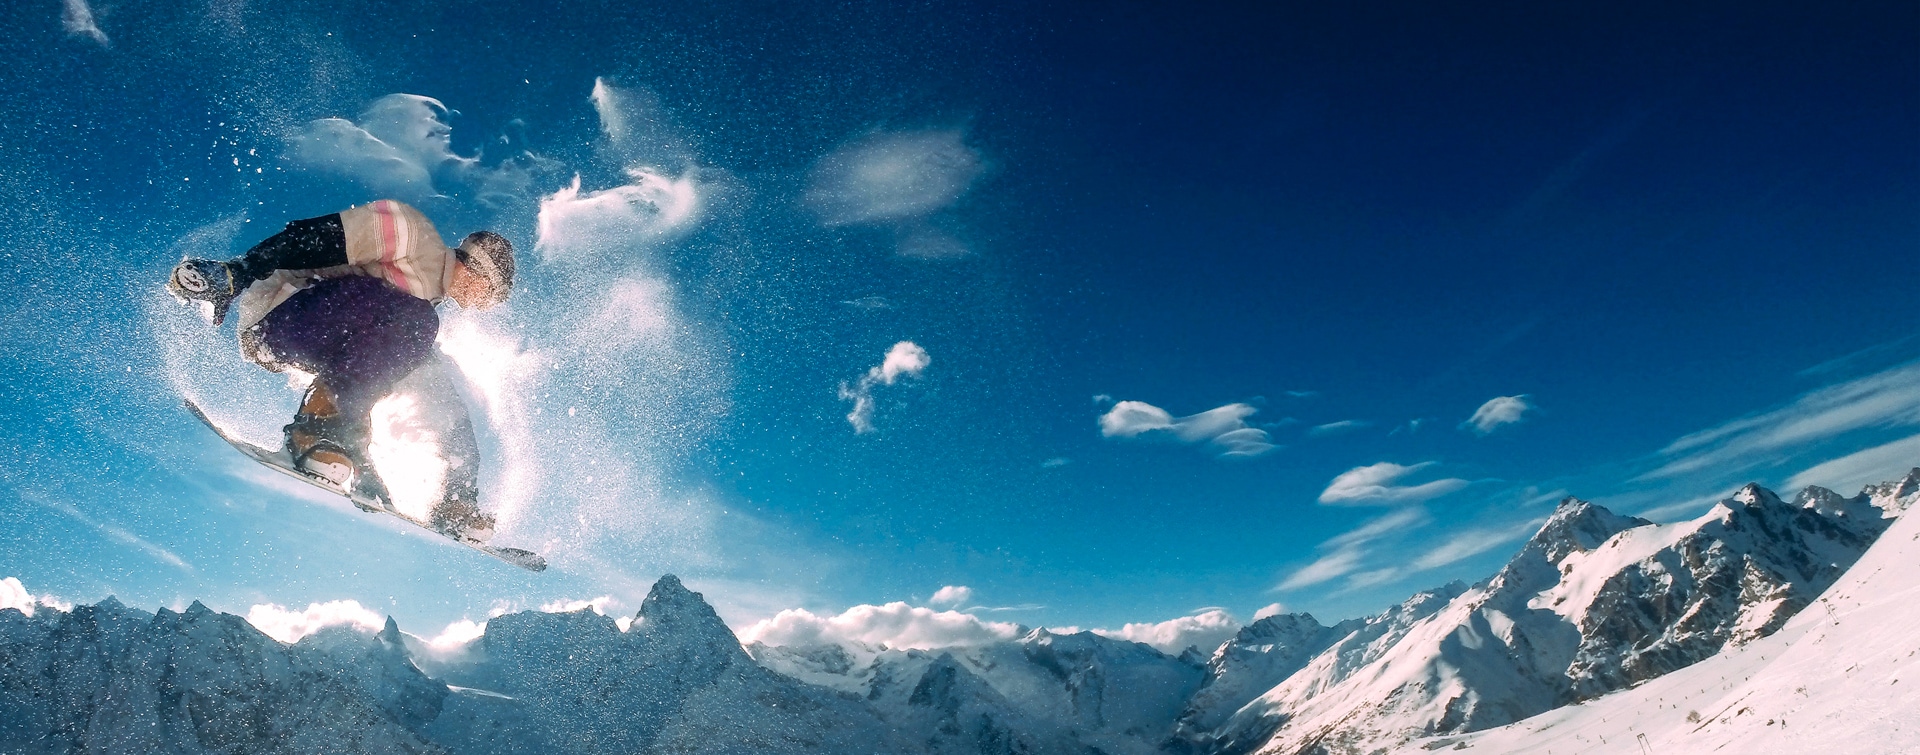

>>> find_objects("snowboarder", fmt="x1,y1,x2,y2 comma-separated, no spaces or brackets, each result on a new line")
167,200,514,542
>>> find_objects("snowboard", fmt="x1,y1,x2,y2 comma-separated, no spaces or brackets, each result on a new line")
185,399,547,572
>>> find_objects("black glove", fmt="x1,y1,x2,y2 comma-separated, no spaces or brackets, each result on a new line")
167,258,240,325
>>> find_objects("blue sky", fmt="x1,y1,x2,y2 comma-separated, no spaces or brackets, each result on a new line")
1,0,1916,649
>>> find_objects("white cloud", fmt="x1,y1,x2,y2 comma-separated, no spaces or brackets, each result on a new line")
0,578,31,615
807,130,983,226
1389,418,1429,436
289,94,556,209
1345,568,1404,588
1276,507,1432,591
839,341,931,433
25,492,192,572
928,585,973,608
535,169,700,262
1041,457,1071,469
1323,506,1433,548
1252,602,1288,621
1463,395,1533,435
739,602,1022,650
1785,432,1920,496
1098,400,1277,458
62,0,109,46
805,129,983,259
540,595,616,615
1409,518,1543,570
245,600,386,644
841,296,892,311
1093,609,1240,655
1277,548,1366,591
0,577,65,617
1309,420,1370,437
1318,462,1468,506
424,619,487,650
1646,360,1920,481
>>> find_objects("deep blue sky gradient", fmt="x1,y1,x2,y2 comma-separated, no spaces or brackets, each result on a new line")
1,0,1915,634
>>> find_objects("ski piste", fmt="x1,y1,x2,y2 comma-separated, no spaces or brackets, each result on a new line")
185,399,547,572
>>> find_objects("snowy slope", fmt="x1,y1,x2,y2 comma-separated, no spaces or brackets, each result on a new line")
1171,611,1366,740
750,625,1206,755
1180,475,1904,755
1389,469,1920,754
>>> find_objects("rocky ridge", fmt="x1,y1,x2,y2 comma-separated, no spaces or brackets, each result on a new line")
0,470,1913,755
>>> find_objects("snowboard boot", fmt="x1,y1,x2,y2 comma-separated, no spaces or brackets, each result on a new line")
284,380,377,507
430,490,496,545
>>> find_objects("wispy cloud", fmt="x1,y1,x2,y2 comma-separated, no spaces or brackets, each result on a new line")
1252,602,1288,620
1317,462,1467,506
1276,507,1432,591
1309,420,1370,437
1277,506,1539,593
1277,547,1367,591
1408,518,1543,570
1040,457,1071,469
1092,609,1240,655
1644,360,1920,481
539,595,617,615
739,602,1023,650
806,129,983,258
841,296,892,311
1098,400,1277,458
1389,418,1429,436
1785,432,1920,497
1462,395,1533,435
839,341,931,433
24,491,192,572
62,0,109,46
246,600,385,644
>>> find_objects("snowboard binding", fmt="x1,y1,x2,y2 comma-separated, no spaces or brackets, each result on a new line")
284,380,386,510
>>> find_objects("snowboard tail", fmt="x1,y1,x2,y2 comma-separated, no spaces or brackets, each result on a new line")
185,400,546,572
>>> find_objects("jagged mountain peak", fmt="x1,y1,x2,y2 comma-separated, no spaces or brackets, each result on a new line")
1535,497,1649,558
634,573,735,643
1236,611,1325,642
1488,498,1648,598
1863,467,1920,514
1730,481,1786,507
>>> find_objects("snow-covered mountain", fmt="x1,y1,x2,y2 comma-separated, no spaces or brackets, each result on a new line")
1168,472,1914,755
415,574,911,755
1389,469,1920,754
0,597,443,754
1,471,1913,754
749,625,1206,755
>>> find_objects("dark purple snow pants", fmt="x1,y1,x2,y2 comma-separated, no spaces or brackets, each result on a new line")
258,275,440,424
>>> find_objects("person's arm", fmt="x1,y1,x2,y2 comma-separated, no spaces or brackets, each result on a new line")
228,214,349,290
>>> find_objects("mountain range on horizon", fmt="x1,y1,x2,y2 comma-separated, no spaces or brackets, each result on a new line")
3,468,1917,755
